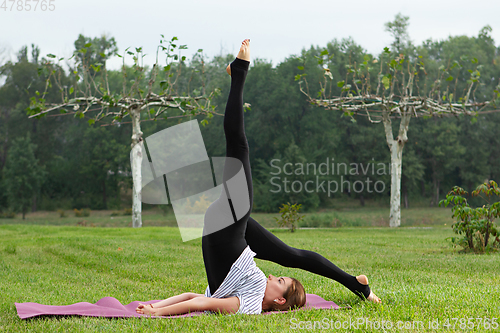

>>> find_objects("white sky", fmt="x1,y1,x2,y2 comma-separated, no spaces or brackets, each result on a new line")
1,0,499,70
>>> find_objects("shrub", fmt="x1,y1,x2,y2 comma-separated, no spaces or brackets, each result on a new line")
159,204,173,216
57,209,66,218
82,208,91,217
440,180,500,253
274,202,305,232
111,211,121,216
74,208,83,217
299,213,340,228
123,208,132,215
2,210,16,219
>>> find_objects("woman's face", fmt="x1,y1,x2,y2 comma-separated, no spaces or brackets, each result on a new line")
265,274,292,304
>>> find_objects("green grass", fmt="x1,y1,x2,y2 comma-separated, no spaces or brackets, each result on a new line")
1,221,499,332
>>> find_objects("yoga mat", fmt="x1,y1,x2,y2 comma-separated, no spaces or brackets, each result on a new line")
15,293,347,319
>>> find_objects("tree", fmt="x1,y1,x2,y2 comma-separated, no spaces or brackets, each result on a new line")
26,35,220,227
295,15,500,227
3,133,46,219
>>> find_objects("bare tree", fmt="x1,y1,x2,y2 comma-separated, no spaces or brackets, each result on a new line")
27,35,221,227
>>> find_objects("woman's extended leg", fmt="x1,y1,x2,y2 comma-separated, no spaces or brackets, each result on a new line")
245,216,380,302
201,39,253,295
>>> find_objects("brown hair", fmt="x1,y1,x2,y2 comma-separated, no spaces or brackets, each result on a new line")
269,277,306,311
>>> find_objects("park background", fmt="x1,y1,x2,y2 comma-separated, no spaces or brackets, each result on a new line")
1,3,500,332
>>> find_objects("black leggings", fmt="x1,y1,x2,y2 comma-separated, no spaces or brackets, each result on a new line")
201,57,370,300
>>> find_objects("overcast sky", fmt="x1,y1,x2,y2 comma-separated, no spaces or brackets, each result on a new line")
1,0,499,70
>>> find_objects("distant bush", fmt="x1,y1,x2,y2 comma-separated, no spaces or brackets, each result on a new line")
159,205,173,216
299,213,340,228
1,210,16,219
298,212,364,228
57,209,66,218
274,202,305,232
111,211,121,216
123,208,132,215
82,208,91,217
74,209,83,217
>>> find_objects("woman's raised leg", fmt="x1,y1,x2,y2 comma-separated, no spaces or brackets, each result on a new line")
201,39,254,295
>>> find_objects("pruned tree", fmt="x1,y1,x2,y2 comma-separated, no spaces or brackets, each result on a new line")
26,35,221,227
295,15,500,227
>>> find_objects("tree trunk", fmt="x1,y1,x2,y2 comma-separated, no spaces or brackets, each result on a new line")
130,107,143,228
359,194,365,206
382,106,411,227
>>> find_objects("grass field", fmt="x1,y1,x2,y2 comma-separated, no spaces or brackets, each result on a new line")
1,208,499,332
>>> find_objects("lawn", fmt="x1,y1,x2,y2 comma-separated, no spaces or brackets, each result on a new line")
1,217,499,332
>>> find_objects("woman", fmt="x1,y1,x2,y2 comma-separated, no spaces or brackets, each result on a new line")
136,39,380,317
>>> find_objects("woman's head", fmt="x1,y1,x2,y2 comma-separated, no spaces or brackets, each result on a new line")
262,274,306,311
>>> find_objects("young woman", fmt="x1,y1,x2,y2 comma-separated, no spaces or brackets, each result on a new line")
136,39,380,317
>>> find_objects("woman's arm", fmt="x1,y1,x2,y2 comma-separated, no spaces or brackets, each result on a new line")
145,292,204,309
136,296,240,316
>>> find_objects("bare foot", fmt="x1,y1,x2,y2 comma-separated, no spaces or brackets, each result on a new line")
226,39,251,75
135,303,156,315
356,275,382,303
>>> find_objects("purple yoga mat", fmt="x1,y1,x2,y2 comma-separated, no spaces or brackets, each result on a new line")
15,293,346,319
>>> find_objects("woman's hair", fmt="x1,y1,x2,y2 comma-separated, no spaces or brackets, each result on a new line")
269,277,306,311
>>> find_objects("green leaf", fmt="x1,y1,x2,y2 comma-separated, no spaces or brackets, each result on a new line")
297,66,304,70
320,49,329,56
164,64,171,71
382,76,391,89
88,119,95,125
47,54,56,58
84,43,92,48
337,80,345,88
446,76,453,81
197,49,203,52
171,36,178,41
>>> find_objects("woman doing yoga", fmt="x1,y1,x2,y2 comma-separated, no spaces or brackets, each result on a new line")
135,39,380,316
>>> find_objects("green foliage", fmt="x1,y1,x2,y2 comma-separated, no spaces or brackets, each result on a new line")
439,180,500,253
123,208,132,216
73,208,90,217
110,211,121,217
57,209,66,218
298,212,364,228
274,202,305,232
0,210,16,219
2,133,47,219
